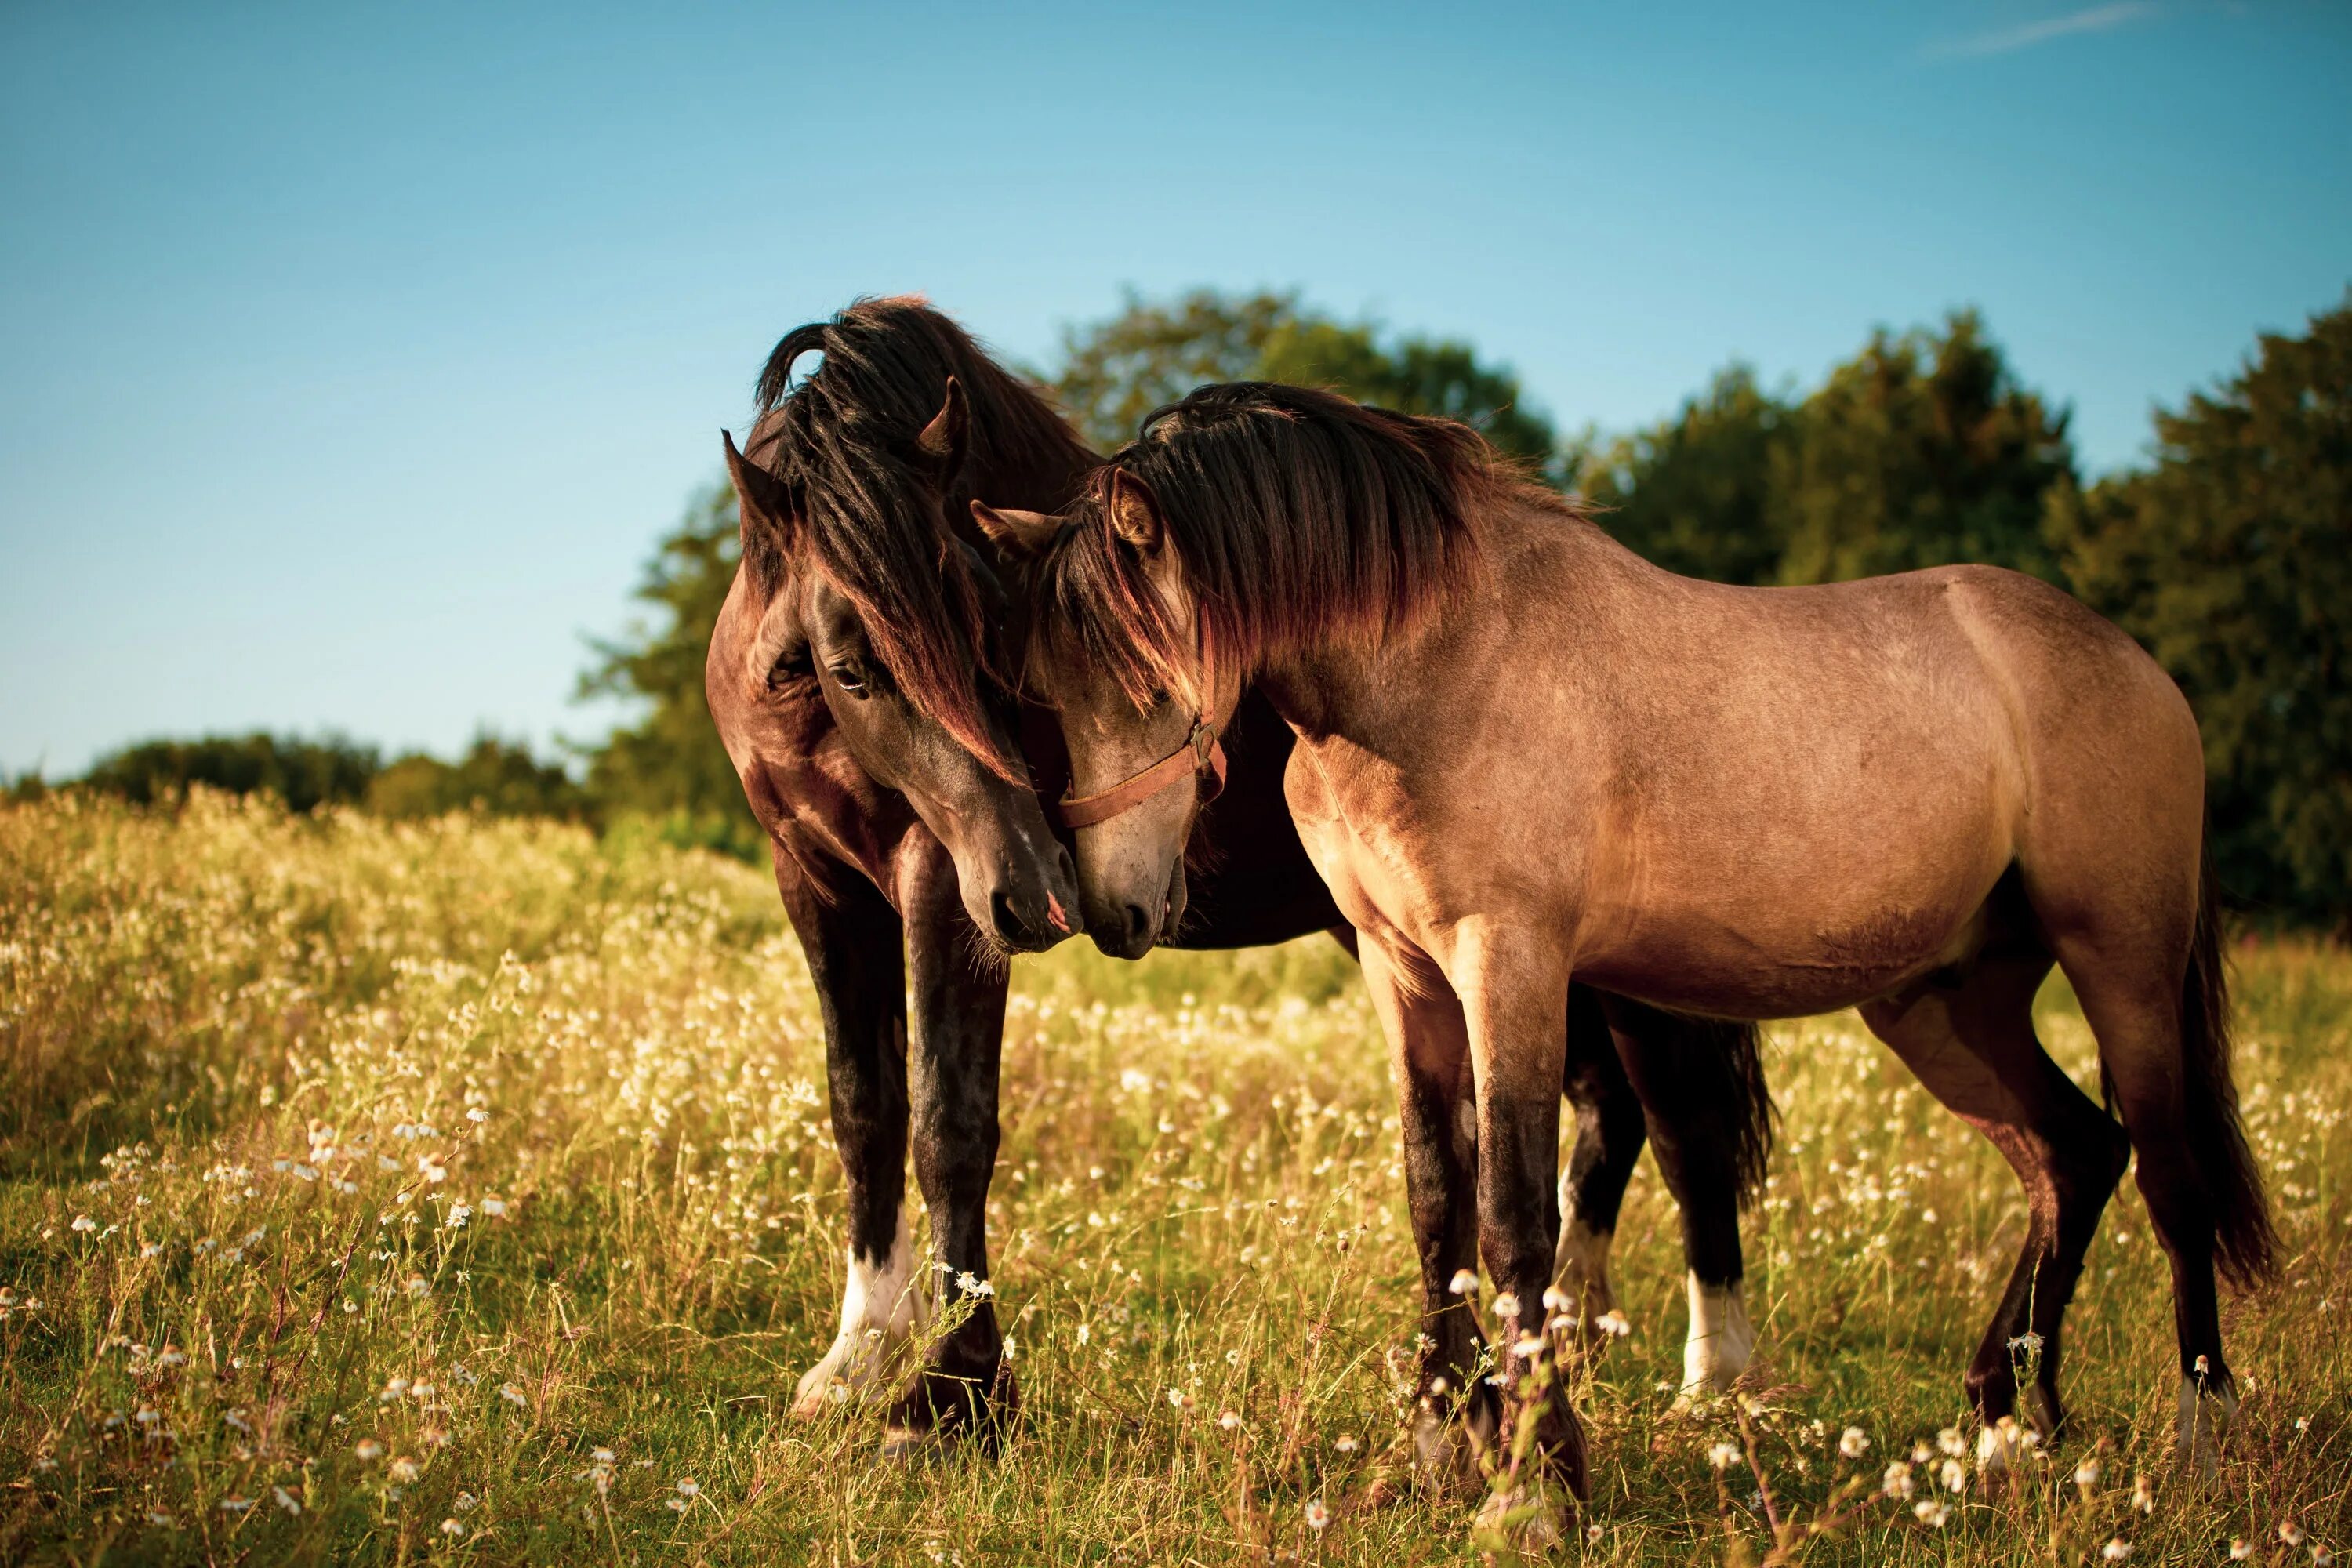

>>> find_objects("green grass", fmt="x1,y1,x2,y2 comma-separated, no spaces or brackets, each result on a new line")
2,792,2347,1564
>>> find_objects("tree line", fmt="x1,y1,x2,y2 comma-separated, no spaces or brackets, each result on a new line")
14,731,589,825
32,290,2349,928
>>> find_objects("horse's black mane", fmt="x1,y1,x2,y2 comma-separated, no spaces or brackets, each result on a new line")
745,296,1094,775
1035,380,1556,711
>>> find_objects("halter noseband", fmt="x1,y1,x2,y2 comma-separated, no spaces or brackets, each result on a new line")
1053,623,1227,829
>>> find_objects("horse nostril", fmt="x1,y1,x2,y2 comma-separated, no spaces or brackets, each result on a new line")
1054,844,1076,888
990,888,1036,947
1121,902,1152,949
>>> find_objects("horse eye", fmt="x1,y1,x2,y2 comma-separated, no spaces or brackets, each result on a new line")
1149,688,1171,708
829,663,871,697
766,650,809,692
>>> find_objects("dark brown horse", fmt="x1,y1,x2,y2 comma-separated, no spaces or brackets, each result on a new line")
996,380,2277,1508
707,301,1770,1457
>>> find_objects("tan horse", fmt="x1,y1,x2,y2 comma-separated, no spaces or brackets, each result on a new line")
982,381,2275,1504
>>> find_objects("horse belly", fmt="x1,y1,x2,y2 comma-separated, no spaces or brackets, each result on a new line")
1578,831,2006,1020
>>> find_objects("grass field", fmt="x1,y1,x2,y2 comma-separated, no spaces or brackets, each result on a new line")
2,793,2347,1565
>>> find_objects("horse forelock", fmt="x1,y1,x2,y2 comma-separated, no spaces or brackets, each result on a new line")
742,297,1094,780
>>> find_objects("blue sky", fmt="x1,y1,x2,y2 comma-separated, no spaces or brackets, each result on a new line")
3,2,2346,776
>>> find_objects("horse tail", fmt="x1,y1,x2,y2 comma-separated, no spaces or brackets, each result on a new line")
1614,1005,1777,1208
1710,1016,1776,1207
2182,842,2279,1290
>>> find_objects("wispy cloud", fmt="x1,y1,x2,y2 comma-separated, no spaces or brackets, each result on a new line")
1933,2,2161,59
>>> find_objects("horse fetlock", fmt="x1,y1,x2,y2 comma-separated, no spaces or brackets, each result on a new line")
1678,1272,1754,1399
886,1350,1018,1452
1549,1218,1617,1324
1508,1388,1590,1501
2176,1375,2238,1484
790,1231,930,1418
1410,1378,1499,1486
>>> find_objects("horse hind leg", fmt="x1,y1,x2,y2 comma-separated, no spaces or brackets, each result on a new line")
1859,942,2129,1463
2047,866,2275,1482
1606,1000,1766,1399
1554,986,1645,1338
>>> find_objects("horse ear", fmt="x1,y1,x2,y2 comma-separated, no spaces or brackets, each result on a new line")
722,430,796,549
1108,470,1164,554
970,499,1064,559
916,376,970,488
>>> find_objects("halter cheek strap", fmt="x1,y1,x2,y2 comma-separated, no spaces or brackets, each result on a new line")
1053,625,1227,829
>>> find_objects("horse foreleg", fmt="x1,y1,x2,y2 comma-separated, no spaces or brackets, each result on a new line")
889,846,1016,1453
774,857,923,1419
1460,931,1585,1513
1359,940,1490,1485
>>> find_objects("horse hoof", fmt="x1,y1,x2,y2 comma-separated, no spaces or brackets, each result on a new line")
1976,1415,2045,1478
789,1377,851,1420
1472,1486,1566,1555
880,1425,935,1462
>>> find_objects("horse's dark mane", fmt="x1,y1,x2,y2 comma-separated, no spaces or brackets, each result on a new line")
744,296,1096,778
1034,381,1562,712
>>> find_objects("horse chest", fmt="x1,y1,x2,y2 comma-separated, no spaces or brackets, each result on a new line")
1283,743,1477,960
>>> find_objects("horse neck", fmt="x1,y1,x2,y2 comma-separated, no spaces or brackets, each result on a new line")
1253,499,1629,744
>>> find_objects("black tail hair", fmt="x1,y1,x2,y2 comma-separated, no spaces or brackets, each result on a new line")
2184,844,2280,1290
1614,1005,1777,1207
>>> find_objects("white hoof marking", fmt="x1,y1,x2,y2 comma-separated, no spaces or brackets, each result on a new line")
1679,1272,1754,1396
1976,1416,2042,1474
2176,1375,2237,1483
790,1211,928,1417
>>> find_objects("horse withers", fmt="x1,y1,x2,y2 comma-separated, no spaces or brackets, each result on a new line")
994,380,2276,1508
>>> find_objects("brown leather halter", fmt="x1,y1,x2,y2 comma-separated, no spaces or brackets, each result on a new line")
1053,623,1227,829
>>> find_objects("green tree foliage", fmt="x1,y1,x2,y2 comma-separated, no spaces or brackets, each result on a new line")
1054,289,1557,467
1575,313,2073,589
78,732,379,813
2048,295,2352,929
1577,365,1795,584
1773,310,2074,585
577,484,764,860
365,733,590,822
1054,289,1294,453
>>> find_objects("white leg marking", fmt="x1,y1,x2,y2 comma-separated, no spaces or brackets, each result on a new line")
1679,1272,1754,1397
1550,1217,1617,1328
2176,1375,2238,1483
1976,1415,2042,1473
1410,1404,1457,1475
791,1208,928,1417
